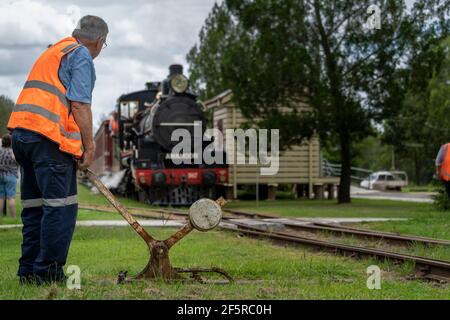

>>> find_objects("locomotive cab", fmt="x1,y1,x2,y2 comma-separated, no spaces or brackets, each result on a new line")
116,82,160,151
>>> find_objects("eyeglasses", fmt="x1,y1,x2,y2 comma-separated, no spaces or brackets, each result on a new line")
102,40,108,49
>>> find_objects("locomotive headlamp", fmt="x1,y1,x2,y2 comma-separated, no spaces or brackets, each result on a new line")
170,74,189,93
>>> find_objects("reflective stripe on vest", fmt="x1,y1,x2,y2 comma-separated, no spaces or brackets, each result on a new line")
61,43,79,53
8,37,83,157
14,104,59,123
13,104,81,141
23,80,70,109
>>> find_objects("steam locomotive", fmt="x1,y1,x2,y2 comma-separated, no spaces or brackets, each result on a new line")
91,65,228,205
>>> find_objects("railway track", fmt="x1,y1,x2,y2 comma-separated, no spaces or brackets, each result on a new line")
80,204,276,221
79,204,450,247
79,204,188,220
79,203,450,282
221,208,278,219
221,209,450,247
221,222,450,283
283,221,450,246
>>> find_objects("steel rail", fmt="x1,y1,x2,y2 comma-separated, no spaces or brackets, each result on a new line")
80,204,450,247
79,203,450,281
221,222,450,282
79,204,188,220
223,209,450,247
223,208,278,219
282,221,450,246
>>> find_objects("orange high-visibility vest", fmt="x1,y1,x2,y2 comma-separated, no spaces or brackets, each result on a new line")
110,112,119,136
8,37,83,158
440,143,450,181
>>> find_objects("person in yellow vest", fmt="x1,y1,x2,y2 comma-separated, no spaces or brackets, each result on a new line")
435,143,450,201
8,15,108,285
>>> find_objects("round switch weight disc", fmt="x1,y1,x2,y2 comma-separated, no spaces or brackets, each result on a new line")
189,199,222,231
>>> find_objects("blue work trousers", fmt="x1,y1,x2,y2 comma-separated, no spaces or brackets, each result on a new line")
445,181,450,202
11,129,78,281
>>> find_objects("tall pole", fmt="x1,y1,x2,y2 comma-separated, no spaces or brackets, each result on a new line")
391,146,395,171
256,166,259,207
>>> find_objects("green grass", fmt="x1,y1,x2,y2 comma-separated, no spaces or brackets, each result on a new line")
1,227,449,299
225,198,450,262
77,185,153,209
402,184,435,193
1,185,443,223
0,185,157,224
0,184,449,299
225,198,442,218
359,212,450,237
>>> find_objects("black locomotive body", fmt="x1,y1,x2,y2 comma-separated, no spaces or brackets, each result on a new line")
92,65,228,205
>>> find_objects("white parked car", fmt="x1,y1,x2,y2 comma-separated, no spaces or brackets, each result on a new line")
360,171,408,191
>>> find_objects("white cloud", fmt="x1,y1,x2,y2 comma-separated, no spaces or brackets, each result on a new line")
0,0,219,128
91,56,167,123
0,75,24,102
114,19,146,47
0,0,77,46
0,49,12,60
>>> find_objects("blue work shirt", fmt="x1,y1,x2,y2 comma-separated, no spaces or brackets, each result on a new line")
58,42,96,104
436,145,445,166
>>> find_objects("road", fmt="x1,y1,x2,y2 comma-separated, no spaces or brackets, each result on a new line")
351,186,435,203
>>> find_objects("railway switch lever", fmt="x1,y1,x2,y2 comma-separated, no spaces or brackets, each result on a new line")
84,169,233,284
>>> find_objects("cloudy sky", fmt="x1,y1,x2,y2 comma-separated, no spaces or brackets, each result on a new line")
0,0,219,126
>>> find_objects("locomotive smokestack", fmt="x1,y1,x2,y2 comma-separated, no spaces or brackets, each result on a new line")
169,64,183,76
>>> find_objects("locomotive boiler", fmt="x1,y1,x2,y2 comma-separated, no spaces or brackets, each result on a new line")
91,65,228,205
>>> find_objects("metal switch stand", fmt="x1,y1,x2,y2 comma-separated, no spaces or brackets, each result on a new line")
85,169,233,284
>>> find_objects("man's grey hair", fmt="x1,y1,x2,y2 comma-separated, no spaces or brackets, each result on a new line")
72,15,109,42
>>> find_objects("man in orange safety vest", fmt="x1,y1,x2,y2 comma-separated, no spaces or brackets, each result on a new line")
8,15,109,285
435,142,450,201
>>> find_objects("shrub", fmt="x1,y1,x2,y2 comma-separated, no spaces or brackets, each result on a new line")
432,179,449,210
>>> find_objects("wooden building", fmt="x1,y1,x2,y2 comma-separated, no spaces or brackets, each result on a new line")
204,90,339,200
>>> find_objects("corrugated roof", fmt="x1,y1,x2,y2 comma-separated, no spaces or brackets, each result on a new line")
204,89,233,109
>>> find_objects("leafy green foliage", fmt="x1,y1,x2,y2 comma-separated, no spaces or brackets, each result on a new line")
0,95,13,136
384,38,450,184
432,179,450,211
352,136,393,171
188,0,449,203
389,31,450,181
187,3,235,100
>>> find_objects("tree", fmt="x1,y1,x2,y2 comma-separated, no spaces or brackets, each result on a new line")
384,37,450,184
188,0,449,203
187,3,235,100
0,95,14,136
